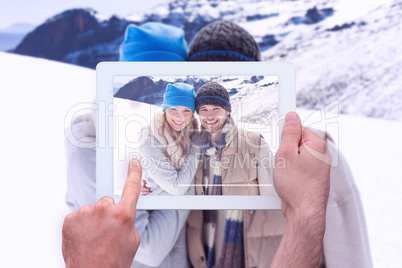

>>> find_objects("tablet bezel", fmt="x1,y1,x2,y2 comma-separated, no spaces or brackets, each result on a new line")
96,61,295,209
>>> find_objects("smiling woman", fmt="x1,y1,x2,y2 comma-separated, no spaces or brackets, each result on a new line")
137,82,200,196
165,106,194,131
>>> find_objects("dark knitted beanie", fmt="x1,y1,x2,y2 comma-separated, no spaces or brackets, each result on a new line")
195,82,231,113
188,20,261,62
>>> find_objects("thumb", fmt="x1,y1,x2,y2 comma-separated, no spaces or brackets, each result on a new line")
278,112,302,157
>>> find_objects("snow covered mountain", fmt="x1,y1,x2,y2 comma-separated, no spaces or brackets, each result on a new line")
257,0,402,121
10,0,402,121
12,9,131,68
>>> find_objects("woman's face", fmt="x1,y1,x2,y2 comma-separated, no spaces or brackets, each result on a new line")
165,106,194,132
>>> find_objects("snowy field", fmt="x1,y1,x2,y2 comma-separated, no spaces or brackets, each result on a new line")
0,52,401,267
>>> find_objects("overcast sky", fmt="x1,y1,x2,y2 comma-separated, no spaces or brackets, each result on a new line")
0,0,170,29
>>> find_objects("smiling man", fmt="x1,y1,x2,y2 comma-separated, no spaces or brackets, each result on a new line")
198,104,228,136
193,81,274,196
189,81,275,268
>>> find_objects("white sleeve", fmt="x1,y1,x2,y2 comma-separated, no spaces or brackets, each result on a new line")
323,140,373,267
65,113,97,211
139,139,200,195
134,210,190,266
257,137,275,195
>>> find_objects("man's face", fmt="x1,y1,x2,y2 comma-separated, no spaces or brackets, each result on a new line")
198,105,229,133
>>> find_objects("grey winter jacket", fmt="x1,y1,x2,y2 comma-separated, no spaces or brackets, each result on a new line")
138,121,200,196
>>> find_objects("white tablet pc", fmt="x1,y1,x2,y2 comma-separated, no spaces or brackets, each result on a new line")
96,62,295,209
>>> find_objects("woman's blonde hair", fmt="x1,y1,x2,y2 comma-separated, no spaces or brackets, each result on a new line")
158,111,199,165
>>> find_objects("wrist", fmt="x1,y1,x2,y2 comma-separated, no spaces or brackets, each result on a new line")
286,206,327,241
286,205,326,220
272,206,327,268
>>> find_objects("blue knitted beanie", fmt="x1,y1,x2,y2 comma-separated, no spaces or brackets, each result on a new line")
162,83,196,112
119,22,188,61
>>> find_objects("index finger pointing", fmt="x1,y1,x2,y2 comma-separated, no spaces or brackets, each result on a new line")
119,158,142,217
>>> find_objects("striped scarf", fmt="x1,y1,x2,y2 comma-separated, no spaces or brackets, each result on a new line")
201,117,245,268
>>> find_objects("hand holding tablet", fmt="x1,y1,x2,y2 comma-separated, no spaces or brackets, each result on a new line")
272,112,332,267
64,19,367,267
274,112,332,219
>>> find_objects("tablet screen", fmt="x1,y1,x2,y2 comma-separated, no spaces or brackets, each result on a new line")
112,75,279,196
96,61,295,209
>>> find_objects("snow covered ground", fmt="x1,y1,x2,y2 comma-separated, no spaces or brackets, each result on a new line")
0,52,95,267
0,51,401,267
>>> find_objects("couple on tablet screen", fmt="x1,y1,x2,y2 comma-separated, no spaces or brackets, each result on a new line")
139,80,274,197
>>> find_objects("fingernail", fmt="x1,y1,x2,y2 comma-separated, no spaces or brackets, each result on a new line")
286,112,298,125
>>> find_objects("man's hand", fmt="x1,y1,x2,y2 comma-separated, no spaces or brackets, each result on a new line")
62,159,142,268
274,111,332,220
272,112,332,268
